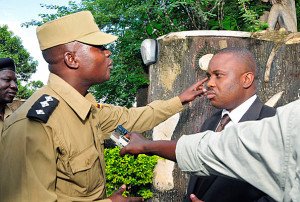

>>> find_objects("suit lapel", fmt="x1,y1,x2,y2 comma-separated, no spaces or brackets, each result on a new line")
201,111,222,131
239,97,263,122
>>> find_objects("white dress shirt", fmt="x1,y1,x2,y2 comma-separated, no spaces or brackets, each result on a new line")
219,94,257,129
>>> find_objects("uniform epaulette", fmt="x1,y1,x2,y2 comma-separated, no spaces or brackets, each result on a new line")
27,94,59,123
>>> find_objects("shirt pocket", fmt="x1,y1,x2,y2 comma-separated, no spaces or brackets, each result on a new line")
68,144,104,195
69,145,99,173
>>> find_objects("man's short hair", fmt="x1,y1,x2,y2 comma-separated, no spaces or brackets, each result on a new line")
215,47,258,79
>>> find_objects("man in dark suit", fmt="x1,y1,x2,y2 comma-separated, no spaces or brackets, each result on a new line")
183,47,276,202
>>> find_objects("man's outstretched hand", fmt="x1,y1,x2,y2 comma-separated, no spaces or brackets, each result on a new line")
119,132,150,157
119,132,177,161
119,78,209,158
179,77,208,105
108,184,144,202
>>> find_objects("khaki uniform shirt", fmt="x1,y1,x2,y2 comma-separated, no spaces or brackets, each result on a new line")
0,105,12,132
0,73,183,202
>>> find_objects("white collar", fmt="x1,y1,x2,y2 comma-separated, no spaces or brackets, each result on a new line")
221,95,257,127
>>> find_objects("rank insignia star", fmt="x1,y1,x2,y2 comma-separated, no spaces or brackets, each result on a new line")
40,101,50,107
45,96,54,102
36,110,45,115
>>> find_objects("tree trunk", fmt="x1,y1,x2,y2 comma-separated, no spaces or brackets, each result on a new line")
147,30,300,201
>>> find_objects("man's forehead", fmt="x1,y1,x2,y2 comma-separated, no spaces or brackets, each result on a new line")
211,52,238,62
0,70,17,77
208,53,244,71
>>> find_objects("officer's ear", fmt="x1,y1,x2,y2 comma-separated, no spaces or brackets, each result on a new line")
64,52,79,69
242,72,254,89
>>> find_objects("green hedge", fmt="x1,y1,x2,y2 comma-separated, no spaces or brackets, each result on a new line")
105,146,158,199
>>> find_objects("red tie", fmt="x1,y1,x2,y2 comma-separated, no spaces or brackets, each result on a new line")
216,114,231,132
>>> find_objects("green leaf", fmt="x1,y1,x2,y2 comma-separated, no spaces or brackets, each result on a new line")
104,147,158,199
146,23,154,35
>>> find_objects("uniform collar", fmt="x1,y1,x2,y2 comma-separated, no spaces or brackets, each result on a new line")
47,73,97,120
4,105,12,120
1,105,12,121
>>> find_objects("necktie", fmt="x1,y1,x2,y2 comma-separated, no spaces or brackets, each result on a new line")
215,114,231,132
193,113,232,196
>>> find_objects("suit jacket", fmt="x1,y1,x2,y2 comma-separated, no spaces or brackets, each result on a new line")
183,97,276,202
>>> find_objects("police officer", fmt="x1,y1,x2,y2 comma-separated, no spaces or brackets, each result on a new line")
0,58,18,131
0,11,207,201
